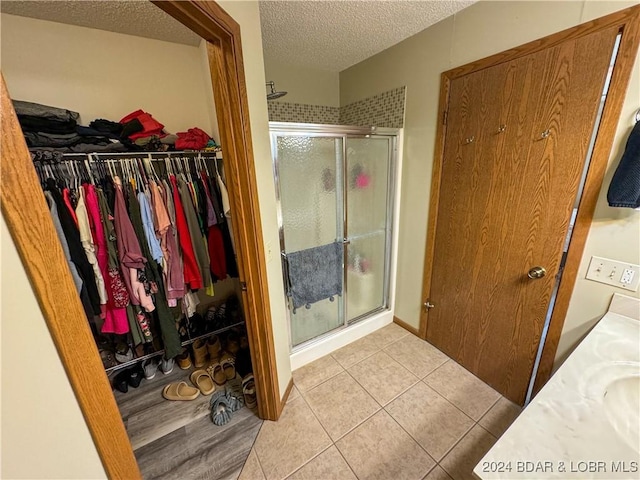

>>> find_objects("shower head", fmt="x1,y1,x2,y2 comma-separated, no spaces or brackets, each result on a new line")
266,81,287,100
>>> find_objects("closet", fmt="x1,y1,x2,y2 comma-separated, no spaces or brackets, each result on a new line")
1,2,269,478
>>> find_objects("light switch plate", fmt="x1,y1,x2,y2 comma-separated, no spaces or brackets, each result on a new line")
585,256,640,292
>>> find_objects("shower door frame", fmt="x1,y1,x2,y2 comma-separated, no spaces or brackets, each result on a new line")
270,122,399,352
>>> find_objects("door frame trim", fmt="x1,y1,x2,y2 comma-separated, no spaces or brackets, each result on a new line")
419,5,640,398
1,1,282,478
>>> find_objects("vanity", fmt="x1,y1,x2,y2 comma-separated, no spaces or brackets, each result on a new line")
475,293,640,479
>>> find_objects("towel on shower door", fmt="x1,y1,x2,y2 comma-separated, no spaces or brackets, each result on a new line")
607,121,640,208
285,242,343,311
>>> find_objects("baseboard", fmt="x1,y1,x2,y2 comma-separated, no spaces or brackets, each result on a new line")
393,315,420,336
277,377,295,417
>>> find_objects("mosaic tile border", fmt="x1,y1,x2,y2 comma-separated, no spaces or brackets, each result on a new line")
340,86,406,129
268,102,340,125
267,86,406,128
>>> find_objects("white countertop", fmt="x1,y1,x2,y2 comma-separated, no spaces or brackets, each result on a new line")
474,294,640,480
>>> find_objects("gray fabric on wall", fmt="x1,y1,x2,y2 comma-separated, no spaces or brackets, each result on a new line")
286,242,343,311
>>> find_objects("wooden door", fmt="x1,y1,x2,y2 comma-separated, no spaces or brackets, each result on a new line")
425,26,620,405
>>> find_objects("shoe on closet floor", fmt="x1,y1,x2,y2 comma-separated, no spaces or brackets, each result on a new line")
142,358,160,379
192,339,208,368
207,335,221,361
225,378,245,412
176,351,192,370
190,369,216,395
128,366,145,388
209,390,233,426
207,362,227,386
161,357,175,375
242,374,257,410
225,333,240,356
100,349,117,369
220,352,236,381
113,370,129,394
114,343,133,364
162,382,200,401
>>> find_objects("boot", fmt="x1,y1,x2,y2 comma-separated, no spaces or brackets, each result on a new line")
176,351,192,370
207,335,222,362
193,339,208,368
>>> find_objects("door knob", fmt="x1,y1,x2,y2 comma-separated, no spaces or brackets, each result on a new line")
527,266,547,279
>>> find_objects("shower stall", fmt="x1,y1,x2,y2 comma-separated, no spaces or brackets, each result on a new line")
270,122,400,361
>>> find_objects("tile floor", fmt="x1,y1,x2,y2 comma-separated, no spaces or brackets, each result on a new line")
238,323,522,480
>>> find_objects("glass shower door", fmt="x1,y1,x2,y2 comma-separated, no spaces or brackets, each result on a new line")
345,137,393,322
275,135,344,346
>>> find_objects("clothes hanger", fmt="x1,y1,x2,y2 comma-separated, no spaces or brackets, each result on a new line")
84,155,95,185
200,153,211,177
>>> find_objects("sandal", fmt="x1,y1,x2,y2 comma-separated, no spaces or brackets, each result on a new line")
207,363,227,386
242,374,257,409
209,390,233,426
225,378,245,412
190,369,216,395
220,352,236,380
162,381,200,401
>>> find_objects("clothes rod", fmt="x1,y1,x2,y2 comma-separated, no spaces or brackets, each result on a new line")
59,150,221,158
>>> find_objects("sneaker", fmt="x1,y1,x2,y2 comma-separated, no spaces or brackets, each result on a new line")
142,358,159,379
161,357,175,375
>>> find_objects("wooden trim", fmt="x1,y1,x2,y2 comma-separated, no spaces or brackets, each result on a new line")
0,0,284,477
444,6,640,80
420,5,640,396
152,1,281,421
533,8,640,395
393,316,420,337
277,378,295,416
0,76,141,480
418,72,450,339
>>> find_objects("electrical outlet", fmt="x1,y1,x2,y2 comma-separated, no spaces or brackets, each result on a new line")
585,256,640,292
621,268,635,285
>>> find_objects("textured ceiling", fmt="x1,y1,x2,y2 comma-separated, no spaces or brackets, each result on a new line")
0,1,202,46
260,0,475,72
2,0,475,73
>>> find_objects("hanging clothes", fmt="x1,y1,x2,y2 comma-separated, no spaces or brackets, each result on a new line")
62,187,79,226
208,225,227,281
204,168,238,278
87,184,129,335
75,187,108,308
35,153,231,362
112,177,155,312
178,177,212,293
150,180,184,303
44,190,83,293
138,190,163,264
46,179,102,316
96,188,130,310
169,174,203,290
127,182,181,359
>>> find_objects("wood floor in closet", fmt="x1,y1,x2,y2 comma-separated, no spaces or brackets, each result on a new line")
115,366,262,480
